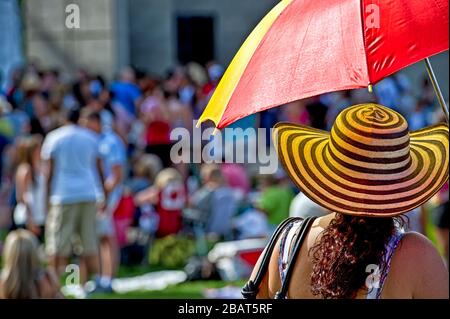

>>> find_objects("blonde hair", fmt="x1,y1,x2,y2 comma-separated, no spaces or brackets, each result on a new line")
16,135,42,165
200,164,223,184
0,230,41,299
154,168,183,190
15,135,42,183
134,154,163,182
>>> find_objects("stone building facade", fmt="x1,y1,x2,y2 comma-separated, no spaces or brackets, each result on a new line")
21,0,276,78
11,0,450,99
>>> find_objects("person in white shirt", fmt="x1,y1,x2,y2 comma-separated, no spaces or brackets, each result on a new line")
289,191,328,219
41,108,105,283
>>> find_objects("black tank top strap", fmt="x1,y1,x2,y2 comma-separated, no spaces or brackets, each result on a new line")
274,216,316,299
241,217,303,299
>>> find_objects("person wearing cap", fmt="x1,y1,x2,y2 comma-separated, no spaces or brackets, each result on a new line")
248,103,449,299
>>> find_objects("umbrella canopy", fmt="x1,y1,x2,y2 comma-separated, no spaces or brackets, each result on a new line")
198,0,449,129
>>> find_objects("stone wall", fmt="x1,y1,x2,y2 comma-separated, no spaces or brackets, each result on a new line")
23,0,128,79
128,0,277,75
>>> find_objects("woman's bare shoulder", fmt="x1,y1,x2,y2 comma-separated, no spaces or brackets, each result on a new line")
399,231,441,255
395,231,445,268
396,231,448,298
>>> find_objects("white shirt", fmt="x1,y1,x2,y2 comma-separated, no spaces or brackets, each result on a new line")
41,124,101,205
289,192,328,218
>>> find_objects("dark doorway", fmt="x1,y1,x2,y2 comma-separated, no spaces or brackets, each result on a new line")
177,16,215,65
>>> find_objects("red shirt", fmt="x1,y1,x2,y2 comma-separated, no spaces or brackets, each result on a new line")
155,182,186,237
145,120,171,145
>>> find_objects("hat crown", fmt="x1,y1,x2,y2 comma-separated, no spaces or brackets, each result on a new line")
330,104,410,167
360,106,389,122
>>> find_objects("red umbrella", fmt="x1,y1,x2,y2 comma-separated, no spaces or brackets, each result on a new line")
198,0,449,129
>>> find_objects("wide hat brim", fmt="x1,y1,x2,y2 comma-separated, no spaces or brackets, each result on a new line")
274,122,449,217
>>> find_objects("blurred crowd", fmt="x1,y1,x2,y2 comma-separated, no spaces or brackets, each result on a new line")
0,60,448,298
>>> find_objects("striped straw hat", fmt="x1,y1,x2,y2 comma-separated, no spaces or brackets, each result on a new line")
274,103,449,217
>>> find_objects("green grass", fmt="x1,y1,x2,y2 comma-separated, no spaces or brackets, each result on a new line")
116,264,181,278
84,264,245,299
0,229,7,242
90,280,246,299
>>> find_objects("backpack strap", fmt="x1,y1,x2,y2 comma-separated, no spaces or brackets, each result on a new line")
274,216,316,299
241,217,303,299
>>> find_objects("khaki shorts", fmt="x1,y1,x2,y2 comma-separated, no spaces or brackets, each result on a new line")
45,202,98,257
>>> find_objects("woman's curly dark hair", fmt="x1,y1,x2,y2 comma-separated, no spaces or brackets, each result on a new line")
309,213,406,299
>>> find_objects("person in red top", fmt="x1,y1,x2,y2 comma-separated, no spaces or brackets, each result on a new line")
201,62,224,98
134,168,186,237
140,86,172,167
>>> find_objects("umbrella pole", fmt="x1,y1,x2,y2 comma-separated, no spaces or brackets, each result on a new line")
424,58,449,123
